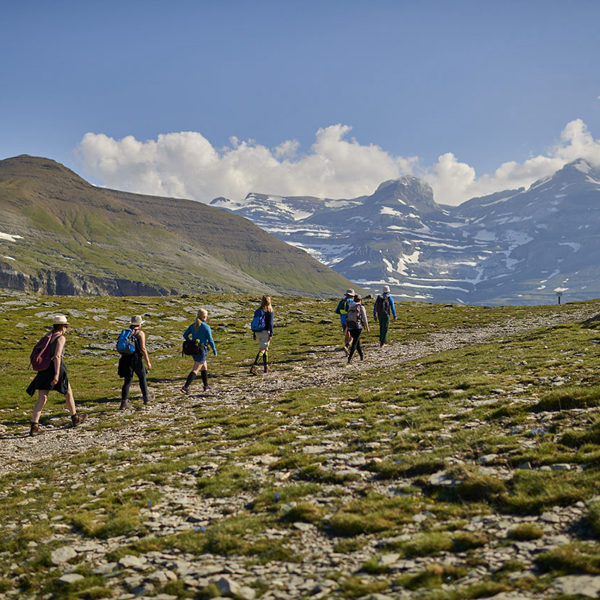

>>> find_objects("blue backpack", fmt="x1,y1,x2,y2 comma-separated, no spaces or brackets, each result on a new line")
116,328,136,354
251,309,266,332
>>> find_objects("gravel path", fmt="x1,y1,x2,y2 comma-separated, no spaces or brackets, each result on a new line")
1,304,595,476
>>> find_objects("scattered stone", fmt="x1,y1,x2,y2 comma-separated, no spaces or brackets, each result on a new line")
551,463,572,471
302,446,330,454
50,546,77,565
57,573,84,585
429,471,456,487
541,511,562,524
118,554,147,569
553,575,600,598
477,454,498,465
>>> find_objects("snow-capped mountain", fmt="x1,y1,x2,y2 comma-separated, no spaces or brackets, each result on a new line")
211,159,600,304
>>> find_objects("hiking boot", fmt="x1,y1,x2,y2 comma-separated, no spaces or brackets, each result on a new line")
250,365,259,375
71,413,87,427
181,386,190,395
119,400,128,410
143,391,154,405
264,365,269,373
343,345,350,356
29,422,43,437
203,384,210,392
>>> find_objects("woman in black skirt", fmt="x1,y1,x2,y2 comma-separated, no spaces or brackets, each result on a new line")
26,314,86,436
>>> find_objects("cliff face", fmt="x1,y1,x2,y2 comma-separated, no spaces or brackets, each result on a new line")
0,267,175,296
0,155,355,297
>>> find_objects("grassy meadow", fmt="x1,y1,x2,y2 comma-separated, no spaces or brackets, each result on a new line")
1,291,600,599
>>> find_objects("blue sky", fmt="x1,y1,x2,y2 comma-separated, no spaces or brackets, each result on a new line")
2,0,600,205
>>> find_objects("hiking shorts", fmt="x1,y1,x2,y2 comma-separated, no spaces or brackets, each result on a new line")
256,330,271,351
192,345,208,364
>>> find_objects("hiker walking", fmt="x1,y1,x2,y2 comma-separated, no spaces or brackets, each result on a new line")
373,285,397,347
181,308,217,394
250,295,274,374
118,315,152,409
345,295,369,364
26,314,86,436
335,288,355,355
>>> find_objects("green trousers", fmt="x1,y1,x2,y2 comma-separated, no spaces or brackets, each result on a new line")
378,313,390,345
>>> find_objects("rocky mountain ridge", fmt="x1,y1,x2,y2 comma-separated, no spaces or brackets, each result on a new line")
212,159,600,304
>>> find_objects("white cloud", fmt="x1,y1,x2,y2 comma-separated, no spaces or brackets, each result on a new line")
425,119,600,205
76,119,600,207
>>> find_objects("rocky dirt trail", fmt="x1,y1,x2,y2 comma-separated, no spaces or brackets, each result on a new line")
1,305,595,475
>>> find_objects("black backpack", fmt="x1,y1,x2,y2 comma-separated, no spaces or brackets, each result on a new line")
375,294,391,316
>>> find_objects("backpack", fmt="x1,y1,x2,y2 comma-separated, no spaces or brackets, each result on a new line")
116,328,136,355
345,303,362,329
30,333,54,371
375,294,391,316
251,309,266,332
336,297,350,315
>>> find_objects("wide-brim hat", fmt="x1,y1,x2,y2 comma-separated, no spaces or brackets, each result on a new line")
382,285,391,293
53,314,69,326
345,289,355,296
130,315,145,326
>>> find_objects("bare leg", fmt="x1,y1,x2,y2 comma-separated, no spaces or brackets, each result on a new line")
64,384,76,416
32,390,48,423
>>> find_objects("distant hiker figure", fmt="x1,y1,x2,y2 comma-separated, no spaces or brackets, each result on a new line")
181,308,217,394
335,288,355,355
26,314,86,436
345,294,369,364
373,285,397,347
118,315,152,409
250,295,274,375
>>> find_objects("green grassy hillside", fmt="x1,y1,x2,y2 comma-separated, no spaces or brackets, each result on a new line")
1,292,600,598
0,155,354,296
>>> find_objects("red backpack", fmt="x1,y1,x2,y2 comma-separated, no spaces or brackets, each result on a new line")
30,333,55,371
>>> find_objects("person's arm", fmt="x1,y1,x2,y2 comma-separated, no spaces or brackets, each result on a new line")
390,296,397,319
51,334,65,386
183,324,192,340
206,325,217,356
373,303,378,320
361,306,370,333
137,330,152,371
335,300,342,315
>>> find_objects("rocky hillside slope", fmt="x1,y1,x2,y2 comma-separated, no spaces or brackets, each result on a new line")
0,155,353,296
2,292,600,598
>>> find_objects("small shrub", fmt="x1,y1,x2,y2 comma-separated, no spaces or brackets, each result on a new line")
533,387,600,412
559,422,600,448
280,501,324,524
399,532,453,558
535,543,600,575
499,471,593,515
339,576,388,599
197,465,259,497
587,501,600,538
451,531,489,551
508,523,544,541
395,563,468,590
333,538,368,554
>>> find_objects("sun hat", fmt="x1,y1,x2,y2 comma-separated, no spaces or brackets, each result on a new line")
382,285,391,294
345,289,355,296
130,315,145,326
53,314,69,326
